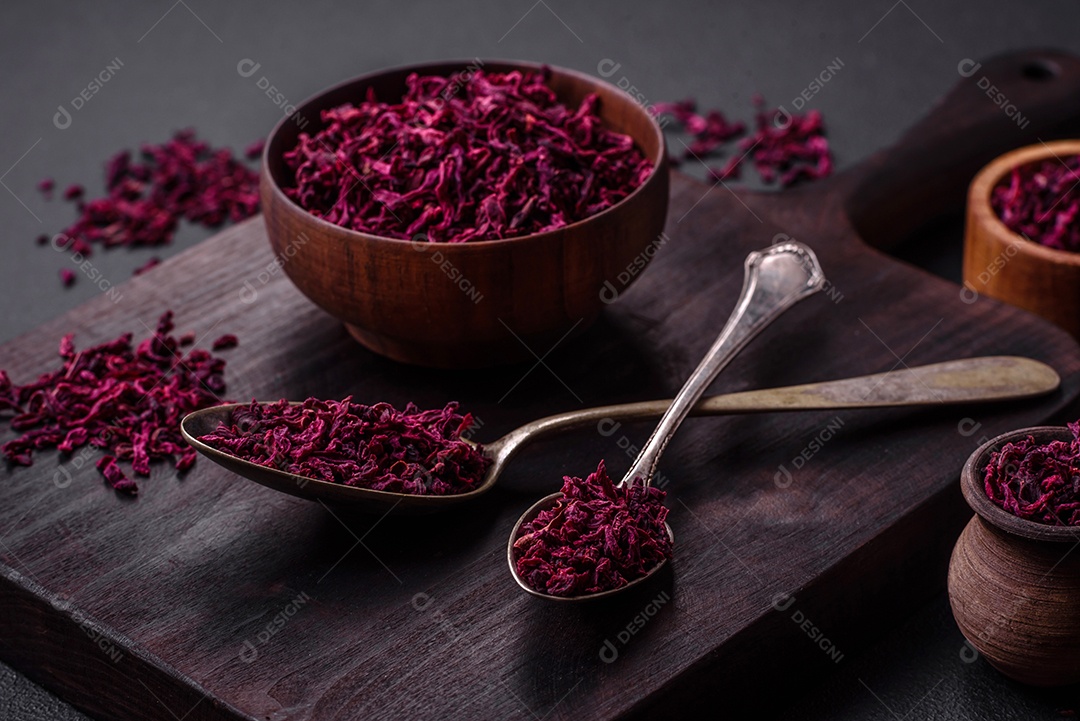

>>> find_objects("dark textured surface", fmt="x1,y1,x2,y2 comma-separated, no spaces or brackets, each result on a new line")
7,164,1077,719
3,1,1080,720
0,98,1078,721
778,593,1080,720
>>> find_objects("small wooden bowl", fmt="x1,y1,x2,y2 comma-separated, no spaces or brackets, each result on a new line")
948,426,1080,686
260,60,669,368
963,140,1080,339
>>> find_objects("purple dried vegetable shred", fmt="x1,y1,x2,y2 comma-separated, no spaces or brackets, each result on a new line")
991,156,1080,252
983,422,1080,526
37,178,54,197
512,460,672,597
244,139,265,161
742,96,833,187
198,398,489,495
211,334,238,351
282,67,653,243
39,131,261,285
654,96,832,187
133,257,162,275
59,269,76,287
0,311,235,495
653,99,746,164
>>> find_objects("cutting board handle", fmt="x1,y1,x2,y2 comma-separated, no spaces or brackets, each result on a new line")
841,49,1080,250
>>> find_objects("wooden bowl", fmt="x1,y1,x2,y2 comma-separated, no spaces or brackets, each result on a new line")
963,140,1080,339
260,60,669,368
948,426,1080,686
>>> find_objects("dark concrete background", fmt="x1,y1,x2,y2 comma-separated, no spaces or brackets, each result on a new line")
1,0,1078,718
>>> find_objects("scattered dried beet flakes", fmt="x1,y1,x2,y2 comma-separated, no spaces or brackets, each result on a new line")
133,257,161,275
96,455,137,495
512,460,672,597
652,99,702,134
37,178,54,197
653,99,745,165
59,269,76,287
991,156,1080,252
244,138,265,161
63,184,84,201
41,131,261,284
282,67,653,243
211,334,238,351
0,311,234,496
983,422,1080,526
199,398,489,495
0,371,17,413
740,97,832,187
654,96,832,187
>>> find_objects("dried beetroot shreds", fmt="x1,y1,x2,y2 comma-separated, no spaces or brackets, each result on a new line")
211,334,238,351
740,97,833,187
0,311,232,495
653,99,745,166
43,131,260,286
63,184,84,201
37,178,54,197
991,156,1080,252
653,99,702,133
96,456,137,495
283,67,653,243
983,422,1080,526
198,398,490,495
59,269,76,287
133,257,161,276
0,371,16,413
654,96,832,187
244,138,265,161
512,460,672,597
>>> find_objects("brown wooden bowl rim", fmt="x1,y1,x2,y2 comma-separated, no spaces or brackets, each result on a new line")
968,139,1080,267
261,58,669,250
961,425,1080,542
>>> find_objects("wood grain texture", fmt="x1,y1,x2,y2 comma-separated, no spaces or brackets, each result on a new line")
2,49,1080,720
964,140,1080,339
260,60,670,368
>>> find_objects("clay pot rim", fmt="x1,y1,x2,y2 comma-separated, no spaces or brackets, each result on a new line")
968,139,1080,268
961,425,1080,543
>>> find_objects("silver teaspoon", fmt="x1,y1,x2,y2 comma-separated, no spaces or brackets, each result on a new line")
508,241,826,601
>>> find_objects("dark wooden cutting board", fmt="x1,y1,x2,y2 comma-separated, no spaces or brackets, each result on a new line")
3,50,1080,721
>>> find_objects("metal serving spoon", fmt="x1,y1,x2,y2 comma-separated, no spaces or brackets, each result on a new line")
509,242,811,599
181,353,1057,513
181,245,1058,525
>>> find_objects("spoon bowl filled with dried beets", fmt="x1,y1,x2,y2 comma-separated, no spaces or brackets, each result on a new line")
508,242,826,600
259,60,669,368
182,398,495,514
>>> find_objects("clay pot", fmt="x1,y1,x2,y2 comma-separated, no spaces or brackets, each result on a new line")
948,426,1080,686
